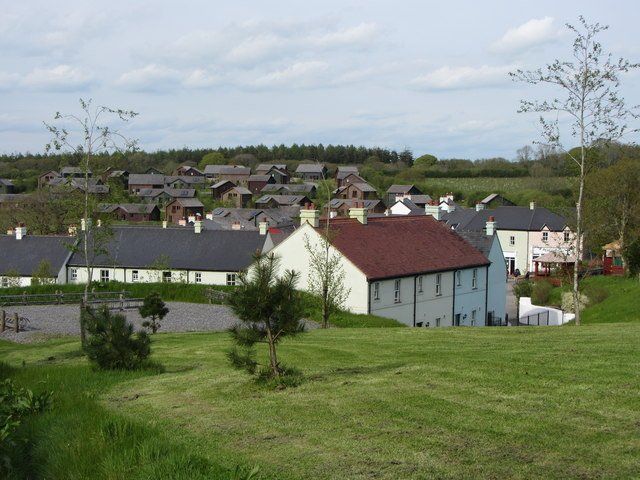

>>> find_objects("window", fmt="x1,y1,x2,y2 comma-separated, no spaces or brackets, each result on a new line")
162,271,172,283
509,236,515,246
195,272,202,284
373,282,380,300
132,270,139,282
542,231,549,242
70,268,78,281
472,269,478,289
226,273,236,286
471,309,477,326
435,317,441,327
417,276,423,293
435,274,442,296
564,231,571,242
100,269,109,283
456,271,461,286
394,279,401,303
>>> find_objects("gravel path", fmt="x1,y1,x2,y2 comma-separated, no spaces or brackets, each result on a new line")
0,302,318,343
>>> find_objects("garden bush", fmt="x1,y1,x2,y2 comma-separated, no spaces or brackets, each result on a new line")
84,306,151,370
532,280,553,305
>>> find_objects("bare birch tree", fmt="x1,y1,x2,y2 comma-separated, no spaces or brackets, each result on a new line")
45,99,137,344
510,16,639,325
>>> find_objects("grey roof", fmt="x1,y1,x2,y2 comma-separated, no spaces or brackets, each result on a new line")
210,180,236,189
203,165,228,175
129,174,166,185
455,230,495,257
262,183,316,194
248,174,273,182
164,175,206,185
228,186,252,195
136,188,196,199
336,171,365,181
460,206,568,232
60,166,88,175
337,165,359,173
220,166,251,175
68,226,266,271
98,203,159,214
386,184,421,194
256,164,287,172
0,234,73,276
0,178,14,186
391,198,424,215
48,177,109,194
480,193,500,204
351,182,378,193
295,163,325,173
255,195,308,206
0,194,28,204
329,199,382,209
168,197,204,208
440,207,478,230
409,194,432,205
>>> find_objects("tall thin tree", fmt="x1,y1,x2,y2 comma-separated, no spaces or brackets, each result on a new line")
510,17,639,324
45,99,137,344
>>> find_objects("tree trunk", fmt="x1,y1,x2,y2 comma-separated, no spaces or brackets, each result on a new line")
322,283,329,328
266,326,280,378
573,144,585,326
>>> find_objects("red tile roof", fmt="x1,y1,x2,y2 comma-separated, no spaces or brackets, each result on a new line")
316,216,489,280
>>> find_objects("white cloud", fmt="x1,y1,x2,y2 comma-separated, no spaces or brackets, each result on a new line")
22,65,93,90
312,22,378,48
410,65,514,90
0,72,21,90
251,61,330,88
182,69,220,88
116,64,182,91
224,34,287,64
491,17,562,54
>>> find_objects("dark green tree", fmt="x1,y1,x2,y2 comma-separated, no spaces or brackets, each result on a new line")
84,305,151,370
139,293,169,334
414,153,438,168
227,253,304,380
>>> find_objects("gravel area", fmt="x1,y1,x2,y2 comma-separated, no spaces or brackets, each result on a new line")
0,302,318,343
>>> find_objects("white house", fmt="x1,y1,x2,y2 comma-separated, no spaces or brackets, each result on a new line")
268,205,506,327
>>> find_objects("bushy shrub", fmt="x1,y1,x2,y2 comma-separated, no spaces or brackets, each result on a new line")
139,292,169,334
84,306,151,370
513,280,533,299
532,280,553,305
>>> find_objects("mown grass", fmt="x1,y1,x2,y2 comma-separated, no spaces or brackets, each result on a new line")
419,176,575,195
2,321,639,479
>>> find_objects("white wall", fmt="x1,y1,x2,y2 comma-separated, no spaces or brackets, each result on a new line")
519,297,574,326
497,230,528,273
67,266,234,286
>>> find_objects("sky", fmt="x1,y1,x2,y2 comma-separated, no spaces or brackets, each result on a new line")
1,0,639,159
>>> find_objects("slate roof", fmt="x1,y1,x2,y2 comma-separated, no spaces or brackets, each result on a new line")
390,198,424,215
351,182,378,193
295,163,325,173
203,165,227,175
409,194,432,205
0,194,28,204
255,195,308,206
460,206,568,232
227,186,252,195
337,165,359,173
0,234,73,276
315,216,489,281
248,175,273,182
128,174,166,185
136,188,196,199
386,184,421,194
256,164,287,172
440,207,478,230
328,199,383,210
167,197,204,208
455,230,495,257
60,166,88,176
98,203,159,214
164,175,206,185
220,166,251,175
68,226,266,271
0,178,14,187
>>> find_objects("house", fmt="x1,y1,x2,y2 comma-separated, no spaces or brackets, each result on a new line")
145,167,164,175
248,174,276,195
334,182,378,201
385,185,423,206
327,199,385,217
60,166,90,178
255,164,289,184
173,164,204,177
66,224,270,286
336,172,366,188
128,174,166,193
255,195,310,208
47,177,110,196
165,198,205,224
105,170,130,188
0,179,15,194
602,240,625,276
261,183,316,197
203,164,227,180
97,203,161,222
295,163,327,181
222,186,253,208
164,175,206,189
205,207,298,231
38,170,60,188
388,198,425,216
439,202,577,275
218,166,251,185
136,188,196,204
0,226,73,287
268,205,505,327
210,180,236,199
479,193,515,208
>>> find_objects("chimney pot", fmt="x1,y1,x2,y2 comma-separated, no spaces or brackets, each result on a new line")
530,201,536,210
259,221,269,235
194,219,203,234
15,225,27,240
486,217,497,236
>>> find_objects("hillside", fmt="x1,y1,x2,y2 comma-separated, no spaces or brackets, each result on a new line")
2,323,639,479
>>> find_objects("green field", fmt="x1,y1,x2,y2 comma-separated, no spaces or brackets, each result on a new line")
420,176,576,194
3,321,640,479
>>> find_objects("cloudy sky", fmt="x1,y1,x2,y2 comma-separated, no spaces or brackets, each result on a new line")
1,0,638,158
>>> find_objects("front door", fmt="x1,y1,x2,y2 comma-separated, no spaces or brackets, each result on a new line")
454,314,461,326
504,256,516,275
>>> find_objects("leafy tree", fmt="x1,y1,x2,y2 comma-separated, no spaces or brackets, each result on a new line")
398,148,414,166
2,269,20,288
511,17,639,325
139,293,169,334
414,153,438,168
624,239,640,278
45,98,137,344
84,305,151,370
199,152,226,170
227,253,304,381
31,259,53,286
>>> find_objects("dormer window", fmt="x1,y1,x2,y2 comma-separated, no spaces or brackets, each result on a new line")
509,236,515,246
542,231,549,242
564,231,570,242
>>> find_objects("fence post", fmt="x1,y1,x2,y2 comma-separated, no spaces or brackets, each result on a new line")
13,313,19,333
22,292,27,305
119,293,124,310
1,310,5,332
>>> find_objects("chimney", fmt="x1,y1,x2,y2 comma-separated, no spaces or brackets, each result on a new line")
530,201,536,210
178,218,187,226
231,221,241,230
15,223,26,240
80,218,92,231
259,221,269,235
205,212,213,220
68,225,77,236
348,201,368,224
425,202,441,221
486,216,497,236
475,203,485,212
300,202,320,228
162,220,167,229
194,219,203,234
96,219,102,227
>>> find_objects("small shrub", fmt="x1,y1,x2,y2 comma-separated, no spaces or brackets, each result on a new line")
139,292,169,334
532,280,553,305
84,306,151,370
513,280,533,299
584,285,609,305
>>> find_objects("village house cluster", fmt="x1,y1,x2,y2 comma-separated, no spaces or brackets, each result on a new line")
0,162,586,327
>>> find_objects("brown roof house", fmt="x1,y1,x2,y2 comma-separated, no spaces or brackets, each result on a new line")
247,174,276,195
255,194,311,209
294,163,327,181
255,164,289,184
98,203,161,222
267,204,506,327
385,184,423,206
165,198,205,224
222,186,253,208
210,180,236,199
334,182,378,201
327,199,385,217
38,170,61,188
219,166,251,185
128,174,166,193
173,164,204,177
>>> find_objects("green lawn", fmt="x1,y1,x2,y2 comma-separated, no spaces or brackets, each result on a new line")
3,323,639,479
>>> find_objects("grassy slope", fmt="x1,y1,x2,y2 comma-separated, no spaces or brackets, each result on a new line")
3,324,640,479
580,276,640,324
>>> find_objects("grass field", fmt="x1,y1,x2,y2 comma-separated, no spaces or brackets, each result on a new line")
419,176,576,194
3,321,640,479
